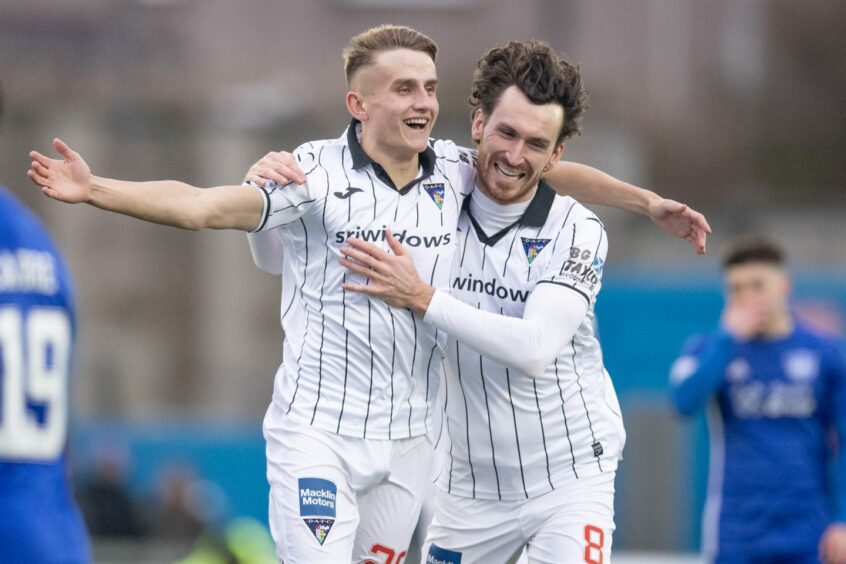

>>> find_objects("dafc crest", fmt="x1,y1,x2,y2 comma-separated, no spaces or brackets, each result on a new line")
521,237,551,265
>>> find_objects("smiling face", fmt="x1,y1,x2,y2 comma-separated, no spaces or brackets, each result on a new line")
472,86,565,204
347,48,439,164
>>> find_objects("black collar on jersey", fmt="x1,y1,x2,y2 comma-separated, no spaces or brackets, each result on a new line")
464,180,556,246
346,119,437,194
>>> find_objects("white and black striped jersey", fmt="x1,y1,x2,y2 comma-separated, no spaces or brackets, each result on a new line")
441,182,626,500
255,121,476,440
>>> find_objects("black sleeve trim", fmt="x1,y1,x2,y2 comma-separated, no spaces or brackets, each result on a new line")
535,280,591,306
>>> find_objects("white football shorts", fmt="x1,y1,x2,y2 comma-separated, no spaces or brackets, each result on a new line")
263,401,436,563
422,471,616,564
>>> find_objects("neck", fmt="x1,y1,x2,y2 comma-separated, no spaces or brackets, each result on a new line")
469,185,531,235
360,131,420,189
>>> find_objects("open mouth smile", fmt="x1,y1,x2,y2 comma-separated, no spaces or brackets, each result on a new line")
403,118,429,130
494,162,525,179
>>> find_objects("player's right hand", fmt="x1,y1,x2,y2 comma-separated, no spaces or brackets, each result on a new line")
243,151,306,187
28,138,93,204
647,198,711,255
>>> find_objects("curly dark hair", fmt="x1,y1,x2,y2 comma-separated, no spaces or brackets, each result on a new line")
722,235,786,269
469,40,588,145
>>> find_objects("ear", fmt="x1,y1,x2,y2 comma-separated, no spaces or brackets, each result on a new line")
346,90,368,122
542,143,565,174
470,109,485,143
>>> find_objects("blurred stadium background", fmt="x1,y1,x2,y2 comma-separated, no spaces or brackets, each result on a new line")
2,0,844,562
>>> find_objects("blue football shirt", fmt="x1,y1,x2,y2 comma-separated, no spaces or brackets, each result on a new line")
670,321,846,560
0,187,91,563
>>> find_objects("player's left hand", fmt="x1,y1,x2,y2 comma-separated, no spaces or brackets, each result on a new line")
339,229,435,314
820,523,846,564
647,198,712,255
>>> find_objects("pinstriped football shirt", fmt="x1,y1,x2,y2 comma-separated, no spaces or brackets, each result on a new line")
441,182,626,500
255,121,476,440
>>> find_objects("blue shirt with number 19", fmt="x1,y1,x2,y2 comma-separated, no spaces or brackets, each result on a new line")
0,187,91,563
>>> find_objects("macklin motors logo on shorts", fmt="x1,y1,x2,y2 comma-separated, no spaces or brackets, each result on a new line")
299,477,337,546
427,543,462,564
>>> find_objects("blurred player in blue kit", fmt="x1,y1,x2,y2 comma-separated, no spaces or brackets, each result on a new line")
0,84,92,563
669,236,846,564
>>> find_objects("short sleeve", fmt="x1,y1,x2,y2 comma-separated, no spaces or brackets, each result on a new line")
254,145,321,232
536,212,607,306
432,140,478,210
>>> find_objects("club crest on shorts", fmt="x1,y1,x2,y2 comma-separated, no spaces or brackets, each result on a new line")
424,183,445,210
521,237,551,264
299,477,337,546
427,543,462,564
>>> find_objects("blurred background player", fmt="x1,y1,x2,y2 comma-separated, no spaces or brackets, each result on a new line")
669,236,846,564
0,82,92,563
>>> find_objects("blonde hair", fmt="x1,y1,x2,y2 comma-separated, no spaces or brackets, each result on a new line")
343,25,437,85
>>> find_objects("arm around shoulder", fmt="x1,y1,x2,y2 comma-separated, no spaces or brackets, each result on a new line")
544,161,711,255
544,161,658,213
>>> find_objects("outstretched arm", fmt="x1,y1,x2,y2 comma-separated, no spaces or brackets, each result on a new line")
28,138,265,231
545,162,711,254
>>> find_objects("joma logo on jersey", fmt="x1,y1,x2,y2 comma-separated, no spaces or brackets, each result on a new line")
299,478,337,546
423,183,445,210
335,227,451,248
452,273,529,302
521,238,550,264
333,187,364,199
